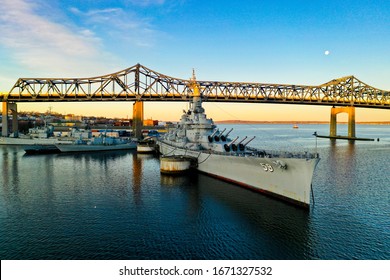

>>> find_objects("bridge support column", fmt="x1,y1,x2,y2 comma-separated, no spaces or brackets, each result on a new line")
2,101,8,137
2,102,19,137
330,106,355,138
132,101,144,139
9,103,18,137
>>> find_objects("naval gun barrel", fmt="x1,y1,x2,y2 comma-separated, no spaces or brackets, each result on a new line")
243,136,256,146
237,136,248,151
228,136,239,146
238,136,248,144
218,128,226,136
208,129,219,142
220,128,233,141
214,128,226,141
210,129,219,137
233,136,248,151
224,136,239,152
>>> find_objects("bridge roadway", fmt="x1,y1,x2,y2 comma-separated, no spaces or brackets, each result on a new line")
1,64,389,108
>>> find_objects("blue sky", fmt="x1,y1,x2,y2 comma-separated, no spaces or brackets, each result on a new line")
0,0,389,121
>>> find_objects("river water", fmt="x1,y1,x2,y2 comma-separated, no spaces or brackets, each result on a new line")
0,124,389,260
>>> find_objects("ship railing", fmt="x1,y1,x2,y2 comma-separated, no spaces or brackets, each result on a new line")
159,139,319,159
246,147,319,159
212,149,317,159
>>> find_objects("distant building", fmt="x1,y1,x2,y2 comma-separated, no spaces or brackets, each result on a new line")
143,118,158,126
114,120,131,126
64,114,82,122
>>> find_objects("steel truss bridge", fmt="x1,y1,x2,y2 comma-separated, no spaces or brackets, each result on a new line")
2,64,389,108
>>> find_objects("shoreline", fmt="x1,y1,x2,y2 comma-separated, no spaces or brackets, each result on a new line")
215,120,390,125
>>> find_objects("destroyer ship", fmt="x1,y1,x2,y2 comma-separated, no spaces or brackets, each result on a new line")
157,72,320,208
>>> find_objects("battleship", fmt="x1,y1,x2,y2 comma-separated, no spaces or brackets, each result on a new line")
157,72,320,208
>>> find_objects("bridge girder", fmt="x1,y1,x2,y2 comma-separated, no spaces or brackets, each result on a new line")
2,64,389,109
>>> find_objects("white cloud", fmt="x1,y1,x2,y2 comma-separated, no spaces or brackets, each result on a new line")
0,0,166,91
0,0,115,78
69,6,159,48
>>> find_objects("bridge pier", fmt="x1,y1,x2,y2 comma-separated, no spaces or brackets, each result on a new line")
2,102,19,137
132,101,144,139
2,102,18,137
2,101,8,136
330,106,355,138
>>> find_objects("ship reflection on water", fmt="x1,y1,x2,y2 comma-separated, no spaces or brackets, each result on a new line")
328,141,357,188
160,171,313,259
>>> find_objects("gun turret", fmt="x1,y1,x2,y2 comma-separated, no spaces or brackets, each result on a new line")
232,136,247,151
236,136,248,151
224,136,239,152
214,128,226,141
208,129,219,142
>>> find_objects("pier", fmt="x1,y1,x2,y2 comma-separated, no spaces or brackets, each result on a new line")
315,135,376,141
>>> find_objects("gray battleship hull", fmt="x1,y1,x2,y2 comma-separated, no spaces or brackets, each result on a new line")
159,140,319,207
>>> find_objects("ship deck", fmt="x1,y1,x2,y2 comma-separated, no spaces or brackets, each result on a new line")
158,139,319,159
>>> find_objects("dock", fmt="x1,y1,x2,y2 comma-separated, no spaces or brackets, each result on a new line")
315,134,376,141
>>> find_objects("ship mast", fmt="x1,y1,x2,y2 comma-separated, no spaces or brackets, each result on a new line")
189,68,200,97
189,69,204,114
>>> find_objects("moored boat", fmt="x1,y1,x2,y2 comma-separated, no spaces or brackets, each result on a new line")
55,134,137,153
137,137,156,153
157,71,320,208
0,125,73,146
24,144,61,154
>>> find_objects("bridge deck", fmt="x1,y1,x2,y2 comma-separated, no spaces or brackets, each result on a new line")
1,64,389,108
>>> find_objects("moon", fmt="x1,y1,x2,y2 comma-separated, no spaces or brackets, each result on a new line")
324,50,330,56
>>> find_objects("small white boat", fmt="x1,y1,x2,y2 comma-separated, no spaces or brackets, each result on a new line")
56,135,137,153
0,125,73,146
137,137,156,153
